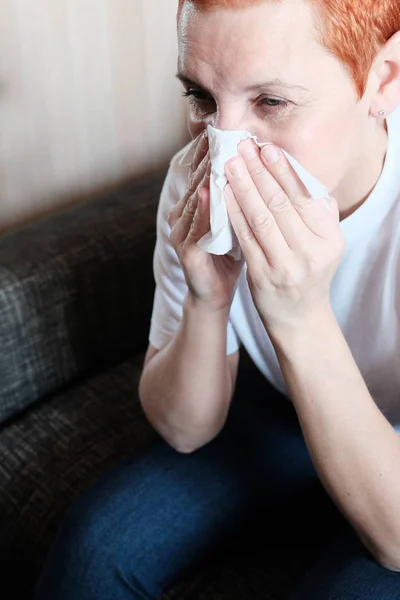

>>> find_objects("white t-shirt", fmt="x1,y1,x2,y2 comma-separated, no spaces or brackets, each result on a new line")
149,106,400,429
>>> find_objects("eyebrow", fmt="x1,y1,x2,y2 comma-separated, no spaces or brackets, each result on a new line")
176,72,309,93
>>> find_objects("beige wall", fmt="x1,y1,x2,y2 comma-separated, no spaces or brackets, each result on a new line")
0,0,188,232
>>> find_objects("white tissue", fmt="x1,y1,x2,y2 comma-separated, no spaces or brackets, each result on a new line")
179,126,329,261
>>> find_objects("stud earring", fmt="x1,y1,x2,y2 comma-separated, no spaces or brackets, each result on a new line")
378,110,387,117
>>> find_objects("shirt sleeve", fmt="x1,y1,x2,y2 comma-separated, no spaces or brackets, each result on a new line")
148,150,241,355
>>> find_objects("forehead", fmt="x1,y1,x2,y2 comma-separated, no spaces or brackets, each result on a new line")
178,1,324,89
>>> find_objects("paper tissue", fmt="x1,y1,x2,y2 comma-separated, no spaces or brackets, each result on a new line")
180,125,329,260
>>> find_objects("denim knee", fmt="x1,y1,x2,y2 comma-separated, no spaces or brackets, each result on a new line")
35,486,149,600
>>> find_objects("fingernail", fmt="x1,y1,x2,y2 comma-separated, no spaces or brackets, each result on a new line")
324,196,332,211
262,144,280,164
227,157,245,177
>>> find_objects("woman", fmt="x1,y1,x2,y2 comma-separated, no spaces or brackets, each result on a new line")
36,0,400,598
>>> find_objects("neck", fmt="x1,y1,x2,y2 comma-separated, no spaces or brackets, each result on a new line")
335,120,388,221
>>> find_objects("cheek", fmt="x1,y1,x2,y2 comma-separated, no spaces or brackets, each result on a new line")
187,108,209,139
278,113,357,191
188,119,204,140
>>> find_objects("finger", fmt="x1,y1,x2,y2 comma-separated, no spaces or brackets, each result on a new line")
170,190,198,250
170,164,210,247
187,131,209,192
225,156,290,268
168,151,210,228
186,186,212,245
260,144,338,238
191,130,209,175
225,183,279,271
238,140,309,252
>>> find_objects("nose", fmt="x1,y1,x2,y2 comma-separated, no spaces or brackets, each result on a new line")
207,102,264,137
211,107,250,132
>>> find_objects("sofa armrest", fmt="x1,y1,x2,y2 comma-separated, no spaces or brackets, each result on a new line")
0,172,166,424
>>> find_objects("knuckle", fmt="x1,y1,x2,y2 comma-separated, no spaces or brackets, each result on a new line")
293,193,312,208
188,157,208,193
193,134,207,165
275,163,292,178
185,193,198,215
250,211,274,232
188,209,201,239
188,173,197,193
267,190,291,213
191,206,200,225
238,225,255,243
250,162,266,178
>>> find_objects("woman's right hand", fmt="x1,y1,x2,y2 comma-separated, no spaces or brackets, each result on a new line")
168,132,244,313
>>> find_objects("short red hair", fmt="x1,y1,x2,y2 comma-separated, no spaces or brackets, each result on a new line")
177,0,400,98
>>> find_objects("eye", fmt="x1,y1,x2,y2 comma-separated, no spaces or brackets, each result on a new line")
183,89,214,102
258,97,288,109
183,89,216,115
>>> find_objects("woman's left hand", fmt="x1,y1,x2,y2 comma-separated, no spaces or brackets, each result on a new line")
225,139,346,337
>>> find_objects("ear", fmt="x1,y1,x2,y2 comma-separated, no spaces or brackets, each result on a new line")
368,31,400,118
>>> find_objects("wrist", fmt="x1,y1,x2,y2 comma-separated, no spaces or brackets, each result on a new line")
181,293,232,356
184,292,232,319
268,303,338,357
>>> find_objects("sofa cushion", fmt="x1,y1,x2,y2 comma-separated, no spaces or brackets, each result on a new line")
0,353,155,599
0,173,165,424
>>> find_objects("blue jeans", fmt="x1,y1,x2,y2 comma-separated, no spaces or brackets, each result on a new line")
35,370,400,599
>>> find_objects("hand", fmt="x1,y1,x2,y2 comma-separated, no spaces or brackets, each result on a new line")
225,140,346,335
168,132,244,313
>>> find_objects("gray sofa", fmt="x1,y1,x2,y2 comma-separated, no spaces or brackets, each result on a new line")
0,172,325,599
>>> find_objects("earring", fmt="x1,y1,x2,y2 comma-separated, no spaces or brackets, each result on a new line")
378,110,387,117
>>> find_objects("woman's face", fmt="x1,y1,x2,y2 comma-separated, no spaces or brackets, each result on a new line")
177,0,376,195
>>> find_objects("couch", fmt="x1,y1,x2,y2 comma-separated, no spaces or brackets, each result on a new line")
0,172,326,599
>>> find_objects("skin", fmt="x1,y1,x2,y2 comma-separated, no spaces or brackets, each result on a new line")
169,0,400,321
154,0,400,570
141,0,400,569
178,0,389,217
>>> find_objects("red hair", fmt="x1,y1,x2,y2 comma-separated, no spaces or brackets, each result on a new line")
177,0,400,97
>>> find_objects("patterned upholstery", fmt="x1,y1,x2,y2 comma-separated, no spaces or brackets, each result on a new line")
0,174,165,424
0,354,155,599
0,173,326,599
